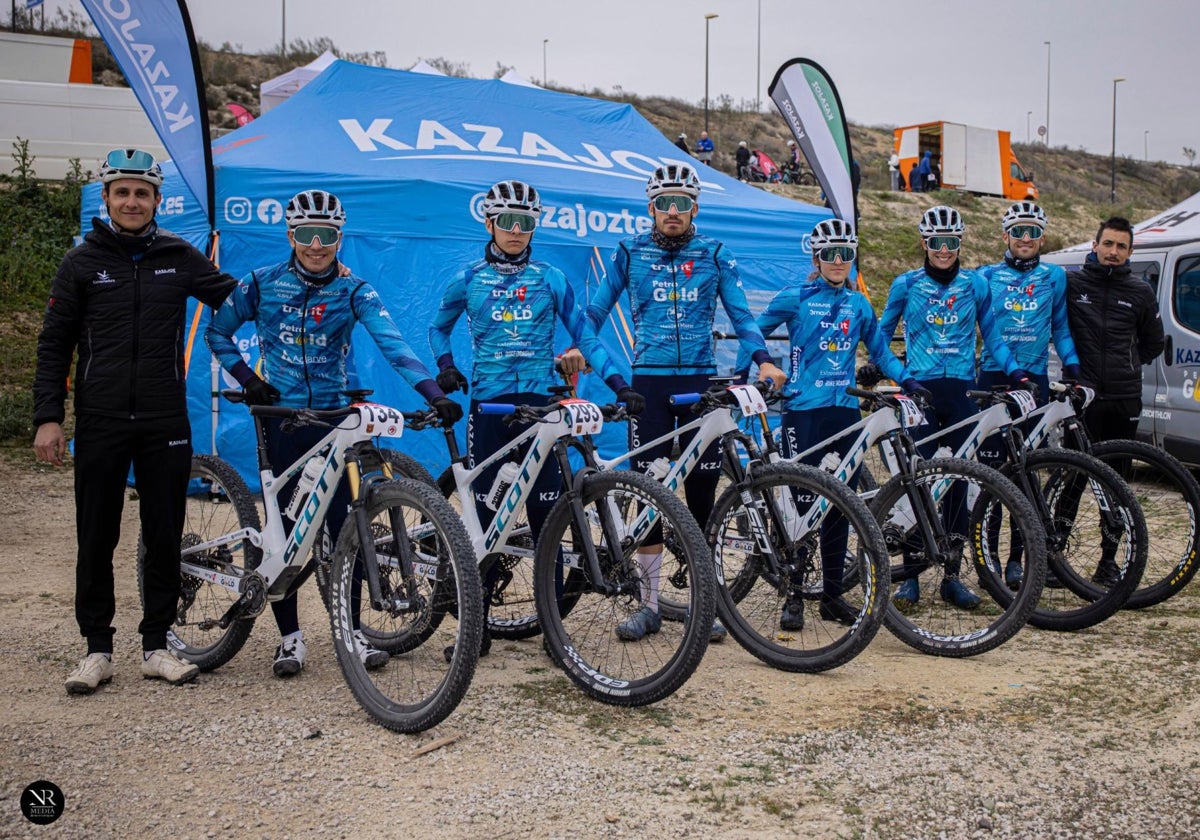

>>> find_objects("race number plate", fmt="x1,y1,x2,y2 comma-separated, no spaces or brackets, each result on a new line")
559,398,604,435
358,403,405,438
1009,389,1037,419
895,394,925,429
727,384,768,417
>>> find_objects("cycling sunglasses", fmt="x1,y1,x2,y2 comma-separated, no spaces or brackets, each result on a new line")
652,195,695,213
817,246,857,263
105,148,157,173
493,212,537,233
1007,224,1044,241
925,235,962,252
292,225,340,247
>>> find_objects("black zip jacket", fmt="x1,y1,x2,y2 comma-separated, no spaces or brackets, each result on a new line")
33,219,237,426
1066,257,1165,400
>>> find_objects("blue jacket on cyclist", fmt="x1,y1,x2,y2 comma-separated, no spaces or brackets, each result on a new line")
976,202,1082,397
204,190,458,679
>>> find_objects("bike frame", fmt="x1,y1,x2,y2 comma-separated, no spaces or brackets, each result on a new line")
179,401,410,608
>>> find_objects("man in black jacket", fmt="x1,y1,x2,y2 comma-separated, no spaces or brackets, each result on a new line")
33,149,238,694
1066,216,1165,443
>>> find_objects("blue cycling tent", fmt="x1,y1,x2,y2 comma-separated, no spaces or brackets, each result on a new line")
82,59,829,483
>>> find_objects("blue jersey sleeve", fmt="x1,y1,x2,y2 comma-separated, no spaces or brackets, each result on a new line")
429,270,469,370
549,270,628,391
972,274,1020,375
735,286,796,376
715,244,771,367
351,282,439,397
857,296,911,383
586,245,630,330
1049,265,1081,367
878,274,910,343
205,271,260,384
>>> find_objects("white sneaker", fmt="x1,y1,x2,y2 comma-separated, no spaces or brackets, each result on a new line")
65,653,114,695
272,633,307,678
353,630,388,670
140,649,199,686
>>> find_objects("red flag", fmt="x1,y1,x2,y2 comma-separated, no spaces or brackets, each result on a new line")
226,103,254,127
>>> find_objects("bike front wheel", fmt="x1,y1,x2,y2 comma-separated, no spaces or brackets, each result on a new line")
535,471,714,706
137,454,261,672
874,458,1047,657
328,478,483,733
1090,439,1200,609
996,448,1147,631
707,463,890,673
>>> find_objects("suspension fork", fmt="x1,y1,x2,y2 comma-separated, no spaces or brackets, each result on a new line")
557,439,631,596
346,446,417,611
889,432,956,568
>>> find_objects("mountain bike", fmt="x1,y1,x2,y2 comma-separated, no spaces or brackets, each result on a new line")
791,387,1047,657
436,393,715,706
1021,382,1200,610
908,385,1147,631
138,389,483,733
591,381,890,673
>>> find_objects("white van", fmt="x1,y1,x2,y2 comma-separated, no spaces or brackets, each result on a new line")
1043,193,1200,466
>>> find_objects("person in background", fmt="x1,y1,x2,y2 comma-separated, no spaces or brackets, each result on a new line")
34,148,238,694
888,152,901,191
675,133,690,154
736,141,752,181
206,189,463,678
908,158,922,193
879,205,1032,610
695,130,715,166
587,164,786,643
736,218,927,631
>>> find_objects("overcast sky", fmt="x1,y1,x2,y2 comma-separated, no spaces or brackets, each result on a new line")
40,0,1200,164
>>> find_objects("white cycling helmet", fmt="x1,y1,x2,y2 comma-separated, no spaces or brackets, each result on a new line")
285,190,346,228
645,164,701,199
99,148,163,188
482,180,542,217
810,218,858,250
1002,201,1047,233
918,205,965,237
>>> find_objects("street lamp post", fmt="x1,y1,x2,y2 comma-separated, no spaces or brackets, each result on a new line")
1111,77,1126,203
1027,111,1032,144
704,13,718,134
1144,129,1150,162
1043,41,1051,146
755,0,761,112
281,0,287,57
543,39,548,87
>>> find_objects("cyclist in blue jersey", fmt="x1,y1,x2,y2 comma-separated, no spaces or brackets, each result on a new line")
736,219,928,629
430,179,644,660
879,205,1032,610
976,202,1083,589
206,189,462,678
586,163,786,642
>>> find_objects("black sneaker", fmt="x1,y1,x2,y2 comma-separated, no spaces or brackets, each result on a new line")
779,599,805,631
443,628,491,663
818,596,858,626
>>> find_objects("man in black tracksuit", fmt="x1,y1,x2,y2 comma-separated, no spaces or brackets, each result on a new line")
1066,216,1164,588
1066,216,1165,443
33,149,238,694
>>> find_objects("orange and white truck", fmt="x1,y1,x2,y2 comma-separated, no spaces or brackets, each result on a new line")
894,121,1038,201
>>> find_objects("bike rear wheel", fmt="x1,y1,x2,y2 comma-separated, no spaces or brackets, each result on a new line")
535,471,714,706
328,478,482,733
137,454,261,672
996,449,1146,631
707,463,890,672
874,458,1046,657
1090,439,1200,609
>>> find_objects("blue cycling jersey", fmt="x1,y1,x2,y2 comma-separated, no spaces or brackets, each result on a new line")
976,260,1080,375
879,266,1019,380
736,280,912,411
429,256,625,401
206,260,438,409
586,232,772,375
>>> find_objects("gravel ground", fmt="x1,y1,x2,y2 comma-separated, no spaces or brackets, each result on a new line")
2,452,1199,839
